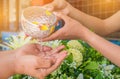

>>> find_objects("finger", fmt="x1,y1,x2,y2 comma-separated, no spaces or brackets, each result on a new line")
54,8,70,15
61,7,70,15
42,4,54,11
51,45,65,54
36,44,52,52
45,45,65,56
54,12,71,22
45,51,67,75
41,0,57,11
42,46,52,52
43,29,62,41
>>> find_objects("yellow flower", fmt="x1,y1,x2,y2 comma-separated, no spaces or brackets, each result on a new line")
45,10,52,16
32,21,39,25
40,24,49,31
50,26,55,34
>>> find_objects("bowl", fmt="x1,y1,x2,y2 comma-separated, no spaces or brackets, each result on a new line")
21,6,57,38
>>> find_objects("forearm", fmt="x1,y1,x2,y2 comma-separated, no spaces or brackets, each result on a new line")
0,50,15,79
81,28,120,67
68,6,108,36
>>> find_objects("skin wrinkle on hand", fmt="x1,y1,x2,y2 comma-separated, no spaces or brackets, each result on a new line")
0,44,67,79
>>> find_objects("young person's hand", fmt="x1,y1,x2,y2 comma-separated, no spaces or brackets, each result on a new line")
43,13,88,41
42,0,72,15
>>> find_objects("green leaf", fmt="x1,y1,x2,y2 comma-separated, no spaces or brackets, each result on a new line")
62,74,67,79
13,74,22,79
85,62,99,70
95,72,104,79
66,53,73,63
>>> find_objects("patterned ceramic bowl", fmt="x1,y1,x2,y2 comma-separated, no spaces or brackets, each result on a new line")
21,6,57,38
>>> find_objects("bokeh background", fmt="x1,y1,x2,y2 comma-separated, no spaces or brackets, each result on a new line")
0,0,120,38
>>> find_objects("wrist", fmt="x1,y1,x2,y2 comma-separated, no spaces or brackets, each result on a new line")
0,50,16,78
8,50,16,75
77,26,93,41
81,27,97,45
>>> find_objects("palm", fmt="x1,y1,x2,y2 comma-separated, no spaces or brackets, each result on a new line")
14,44,67,79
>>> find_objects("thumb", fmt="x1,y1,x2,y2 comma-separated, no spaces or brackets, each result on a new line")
42,4,54,11
43,28,63,41
42,0,56,11
45,51,67,75
54,12,70,22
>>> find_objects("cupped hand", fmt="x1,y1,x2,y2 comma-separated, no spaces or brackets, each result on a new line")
13,44,67,79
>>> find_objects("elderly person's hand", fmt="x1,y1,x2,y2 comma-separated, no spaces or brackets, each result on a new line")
0,43,67,79
14,44,67,79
